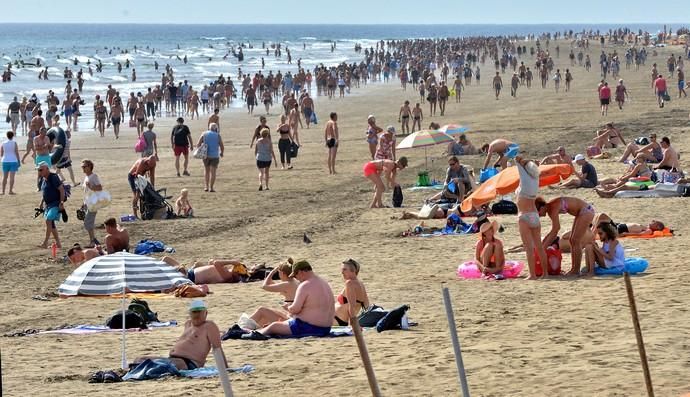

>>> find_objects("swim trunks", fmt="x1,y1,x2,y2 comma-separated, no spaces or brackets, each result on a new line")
187,268,196,283
363,161,378,177
169,355,198,370
288,317,331,337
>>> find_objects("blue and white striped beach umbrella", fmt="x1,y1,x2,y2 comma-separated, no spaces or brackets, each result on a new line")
58,252,191,296
58,252,192,369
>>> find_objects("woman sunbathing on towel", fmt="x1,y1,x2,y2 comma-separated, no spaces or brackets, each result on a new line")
163,256,244,284
591,213,668,237
245,260,299,329
334,259,370,326
475,220,505,275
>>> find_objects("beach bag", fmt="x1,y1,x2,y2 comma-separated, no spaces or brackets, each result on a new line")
106,310,147,329
376,304,410,332
586,145,602,158
290,142,300,158
358,305,388,327
193,142,208,159
128,119,136,128
85,190,112,211
174,284,207,298
392,185,403,207
491,199,518,215
663,92,671,102
134,135,147,153
129,298,159,323
535,246,562,276
479,168,498,183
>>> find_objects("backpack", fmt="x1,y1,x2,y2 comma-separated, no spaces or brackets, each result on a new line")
358,304,388,327
128,298,159,323
491,200,518,215
106,309,148,329
392,185,403,207
289,142,300,158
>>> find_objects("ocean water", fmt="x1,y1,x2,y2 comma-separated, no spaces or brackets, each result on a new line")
0,23,666,132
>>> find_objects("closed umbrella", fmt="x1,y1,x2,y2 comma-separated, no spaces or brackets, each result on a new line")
58,252,192,368
396,129,455,168
439,124,470,136
460,163,573,212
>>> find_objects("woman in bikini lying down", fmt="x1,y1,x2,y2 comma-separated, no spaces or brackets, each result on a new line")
334,259,370,326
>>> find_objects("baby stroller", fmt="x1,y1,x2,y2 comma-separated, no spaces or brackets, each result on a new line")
134,176,175,220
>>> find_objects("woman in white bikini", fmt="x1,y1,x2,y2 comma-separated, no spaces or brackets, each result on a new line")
515,156,548,279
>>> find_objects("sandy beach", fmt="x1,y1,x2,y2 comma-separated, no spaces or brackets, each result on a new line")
1,39,690,397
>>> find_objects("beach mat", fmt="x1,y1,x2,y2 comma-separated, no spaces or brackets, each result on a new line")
38,321,177,335
620,227,674,239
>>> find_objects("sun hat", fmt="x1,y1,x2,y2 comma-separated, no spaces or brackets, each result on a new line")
479,220,499,235
189,299,207,312
574,154,585,161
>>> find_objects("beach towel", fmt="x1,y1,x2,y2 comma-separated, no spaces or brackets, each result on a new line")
37,321,176,335
123,359,255,381
179,364,255,378
620,227,674,239
407,184,444,191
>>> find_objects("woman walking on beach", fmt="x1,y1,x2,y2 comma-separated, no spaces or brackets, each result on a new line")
362,157,407,208
94,100,108,137
366,115,382,160
325,112,339,175
198,123,224,192
515,156,548,279
255,128,276,191
276,115,293,169
598,81,611,116
1,130,20,195
374,126,396,161
537,196,595,276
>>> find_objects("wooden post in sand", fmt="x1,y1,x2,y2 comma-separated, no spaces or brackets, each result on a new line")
350,316,382,397
442,287,471,397
213,347,234,397
624,272,654,397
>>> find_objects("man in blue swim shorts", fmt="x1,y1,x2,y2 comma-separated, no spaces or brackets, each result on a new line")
248,260,334,339
37,161,64,249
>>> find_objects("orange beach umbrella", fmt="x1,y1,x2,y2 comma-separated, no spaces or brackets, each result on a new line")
461,163,573,212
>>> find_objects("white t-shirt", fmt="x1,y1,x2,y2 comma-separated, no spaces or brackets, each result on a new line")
1,140,19,163
83,173,102,201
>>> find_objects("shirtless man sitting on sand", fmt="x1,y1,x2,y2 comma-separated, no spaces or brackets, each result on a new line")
163,256,244,284
481,138,515,170
104,217,130,253
541,146,573,167
654,137,680,171
134,299,227,370
246,260,334,340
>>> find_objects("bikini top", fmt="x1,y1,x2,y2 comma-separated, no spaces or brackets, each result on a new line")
559,197,569,214
337,294,365,309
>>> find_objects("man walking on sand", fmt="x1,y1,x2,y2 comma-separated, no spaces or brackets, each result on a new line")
654,74,668,108
492,72,503,100
171,117,193,177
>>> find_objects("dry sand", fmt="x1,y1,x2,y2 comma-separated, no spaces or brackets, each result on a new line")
1,40,690,397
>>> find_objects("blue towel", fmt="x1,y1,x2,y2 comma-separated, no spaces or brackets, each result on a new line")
134,239,174,255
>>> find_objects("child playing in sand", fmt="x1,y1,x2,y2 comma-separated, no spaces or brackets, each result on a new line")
175,188,193,217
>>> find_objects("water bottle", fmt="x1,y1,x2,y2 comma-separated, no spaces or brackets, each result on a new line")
51,242,57,259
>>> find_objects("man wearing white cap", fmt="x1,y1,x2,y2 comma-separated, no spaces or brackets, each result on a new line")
558,154,598,189
134,299,227,370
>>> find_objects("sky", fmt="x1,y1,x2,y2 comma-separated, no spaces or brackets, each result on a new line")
1,0,687,24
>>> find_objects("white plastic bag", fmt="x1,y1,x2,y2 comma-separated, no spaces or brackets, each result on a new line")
86,190,112,211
